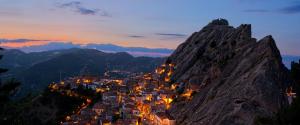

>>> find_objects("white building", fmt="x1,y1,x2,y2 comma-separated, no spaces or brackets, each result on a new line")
153,112,176,125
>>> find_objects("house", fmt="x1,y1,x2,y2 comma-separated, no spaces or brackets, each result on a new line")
115,119,139,125
102,91,118,101
151,105,165,114
87,83,98,90
122,103,135,111
93,103,107,115
142,91,153,101
69,82,78,89
136,94,144,103
101,119,111,125
80,108,97,118
153,112,176,125
121,108,132,119
132,108,141,117
118,85,129,95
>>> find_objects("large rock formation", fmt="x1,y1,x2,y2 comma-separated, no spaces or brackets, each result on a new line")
166,19,290,125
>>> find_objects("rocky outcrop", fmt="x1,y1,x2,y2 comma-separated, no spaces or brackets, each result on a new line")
166,19,290,125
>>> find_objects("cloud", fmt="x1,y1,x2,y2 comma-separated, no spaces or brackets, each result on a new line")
0,39,52,48
279,4,300,14
128,35,145,38
155,33,188,40
77,7,97,15
57,1,110,16
18,42,80,52
0,39,49,43
243,9,269,13
59,1,81,8
155,33,187,38
2,40,173,57
243,2,300,14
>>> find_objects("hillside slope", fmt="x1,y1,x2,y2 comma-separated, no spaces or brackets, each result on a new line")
0,48,164,96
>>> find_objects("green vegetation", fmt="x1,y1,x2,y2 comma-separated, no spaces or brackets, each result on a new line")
76,84,102,106
0,49,163,98
0,48,23,124
0,48,86,125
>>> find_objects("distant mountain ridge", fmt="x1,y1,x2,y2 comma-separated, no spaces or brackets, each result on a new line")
10,42,173,57
0,48,164,97
3,42,298,67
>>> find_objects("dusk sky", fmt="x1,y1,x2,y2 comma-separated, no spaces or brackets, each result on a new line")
0,0,300,55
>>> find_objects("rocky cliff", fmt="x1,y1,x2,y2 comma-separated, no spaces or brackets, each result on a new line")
166,19,290,125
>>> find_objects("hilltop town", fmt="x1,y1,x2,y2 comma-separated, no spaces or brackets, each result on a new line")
48,63,199,125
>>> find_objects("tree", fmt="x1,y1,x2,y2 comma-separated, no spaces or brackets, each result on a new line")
0,48,21,104
0,48,23,124
291,60,300,95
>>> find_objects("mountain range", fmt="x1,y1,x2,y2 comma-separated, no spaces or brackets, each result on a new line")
2,42,298,68
0,47,298,99
6,42,173,57
0,48,164,97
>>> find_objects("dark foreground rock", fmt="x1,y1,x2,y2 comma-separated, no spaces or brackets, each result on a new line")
166,19,290,125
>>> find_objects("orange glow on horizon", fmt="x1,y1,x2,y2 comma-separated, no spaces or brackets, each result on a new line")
0,32,178,49
0,41,50,48
0,23,179,49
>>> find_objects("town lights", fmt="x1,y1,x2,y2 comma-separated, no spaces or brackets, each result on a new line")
50,70,178,124
86,99,92,104
76,79,80,84
171,84,177,90
182,89,194,99
65,116,71,121
156,67,166,75
167,71,172,76
286,87,297,97
168,63,175,67
146,96,152,101
96,88,104,93
166,104,171,109
113,79,123,85
83,79,91,83
164,77,170,82
135,120,139,125
163,98,173,104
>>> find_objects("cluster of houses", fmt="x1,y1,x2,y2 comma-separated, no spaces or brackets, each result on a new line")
49,64,202,125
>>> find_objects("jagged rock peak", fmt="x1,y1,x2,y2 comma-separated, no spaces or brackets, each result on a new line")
208,18,229,26
165,19,290,125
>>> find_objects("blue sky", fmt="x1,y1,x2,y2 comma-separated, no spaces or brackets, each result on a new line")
0,0,300,55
